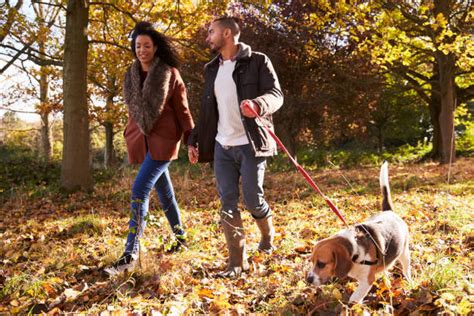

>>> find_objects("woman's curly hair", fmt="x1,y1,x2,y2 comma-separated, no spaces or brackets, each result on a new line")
130,21,182,68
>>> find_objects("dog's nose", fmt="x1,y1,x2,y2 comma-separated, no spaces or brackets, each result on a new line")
306,275,314,284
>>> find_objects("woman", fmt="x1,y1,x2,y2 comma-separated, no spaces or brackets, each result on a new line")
105,22,194,275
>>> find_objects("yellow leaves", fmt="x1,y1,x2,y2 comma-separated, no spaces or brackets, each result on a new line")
419,4,431,15
435,13,448,30
210,294,232,312
9,299,20,307
440,292,456,301
296,280,306,290
332,288,342,301
197,287,214,299
195,286,231,312
273,264,293,273
375,276,392,298
434,291,468,313
456,298,473,315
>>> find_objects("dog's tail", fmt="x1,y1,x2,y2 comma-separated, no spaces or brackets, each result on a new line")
380,161,394,211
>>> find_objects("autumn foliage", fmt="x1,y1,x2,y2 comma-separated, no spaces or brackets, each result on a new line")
0,145,472,314
1,1,473,314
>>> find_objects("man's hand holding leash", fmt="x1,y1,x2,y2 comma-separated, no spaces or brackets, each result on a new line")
240,99,260,118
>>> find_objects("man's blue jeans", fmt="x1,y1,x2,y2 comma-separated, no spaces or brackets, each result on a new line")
125,152,184,256
214,142,271,219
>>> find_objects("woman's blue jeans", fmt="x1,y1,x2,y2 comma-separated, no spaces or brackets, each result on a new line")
125,152,184,256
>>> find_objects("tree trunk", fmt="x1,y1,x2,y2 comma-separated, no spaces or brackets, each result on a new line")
61,0,91,191
40,112,51,162
377,126,384,153
103,94,117,168
38,42,52,162
428,76,442,159
103,121,115,168
436,52,456,164
434,0,456,165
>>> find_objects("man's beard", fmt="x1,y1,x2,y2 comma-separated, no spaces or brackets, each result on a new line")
209,38,223,54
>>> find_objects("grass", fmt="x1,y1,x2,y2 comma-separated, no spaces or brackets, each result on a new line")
0,146,473,314
65,214,106,237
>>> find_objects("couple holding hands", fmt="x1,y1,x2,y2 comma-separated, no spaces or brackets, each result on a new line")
105,16,284,278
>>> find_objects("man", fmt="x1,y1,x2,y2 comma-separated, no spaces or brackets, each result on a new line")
188,16,284,278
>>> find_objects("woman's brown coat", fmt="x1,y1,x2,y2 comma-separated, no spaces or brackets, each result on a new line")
123,57,194,164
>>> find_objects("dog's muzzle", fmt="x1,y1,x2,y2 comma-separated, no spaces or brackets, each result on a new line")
306,272,322,285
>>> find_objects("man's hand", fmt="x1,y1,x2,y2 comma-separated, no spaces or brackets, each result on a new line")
240,100,260,118
188,145,199,164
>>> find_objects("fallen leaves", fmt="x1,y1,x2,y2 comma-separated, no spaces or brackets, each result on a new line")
197,287,214,299
0,158,473,314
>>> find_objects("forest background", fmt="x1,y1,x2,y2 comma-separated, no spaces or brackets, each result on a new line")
0,0,473,314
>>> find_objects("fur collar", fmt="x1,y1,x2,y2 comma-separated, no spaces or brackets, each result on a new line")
123,57,172,135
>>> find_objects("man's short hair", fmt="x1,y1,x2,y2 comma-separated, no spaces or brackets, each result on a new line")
213,16,241,37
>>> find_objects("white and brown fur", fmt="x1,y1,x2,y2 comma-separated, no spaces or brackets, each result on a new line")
123,57,172,136
306,162,411,303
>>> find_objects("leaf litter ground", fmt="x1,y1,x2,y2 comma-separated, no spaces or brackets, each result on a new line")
0,158,472,314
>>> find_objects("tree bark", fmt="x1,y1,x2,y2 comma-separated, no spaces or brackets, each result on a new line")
103,121,115,168
38,41,52,163
428,68,442,159
40,112,51,162
61,0,91,191
436,52,456,164
428,93,442,159
103,93,117,168
434,0,456,164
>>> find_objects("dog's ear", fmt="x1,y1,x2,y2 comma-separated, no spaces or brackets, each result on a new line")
333,244,352,278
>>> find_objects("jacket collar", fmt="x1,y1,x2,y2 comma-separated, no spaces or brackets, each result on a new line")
205,42,252,69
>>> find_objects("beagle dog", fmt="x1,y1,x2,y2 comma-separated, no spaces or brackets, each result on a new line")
306,162,411,303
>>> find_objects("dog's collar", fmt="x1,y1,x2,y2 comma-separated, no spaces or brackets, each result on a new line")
351,254,378,266
352,224,385,266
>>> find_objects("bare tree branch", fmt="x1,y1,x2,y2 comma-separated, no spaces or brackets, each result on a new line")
0,45,30,74
394,70,432,104
1,43,62,65
0,127,40,132
20,59,39,88
0,106,37,114
457,84,474,103
30,0,66,11
1,3,62,73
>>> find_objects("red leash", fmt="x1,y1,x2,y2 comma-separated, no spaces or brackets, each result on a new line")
245,104,348,226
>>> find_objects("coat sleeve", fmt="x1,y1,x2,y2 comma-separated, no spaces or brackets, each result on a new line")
251,54,284,116
188,127,198,147
171,68,195,144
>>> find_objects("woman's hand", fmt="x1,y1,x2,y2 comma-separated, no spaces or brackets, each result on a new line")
188,145,198,164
